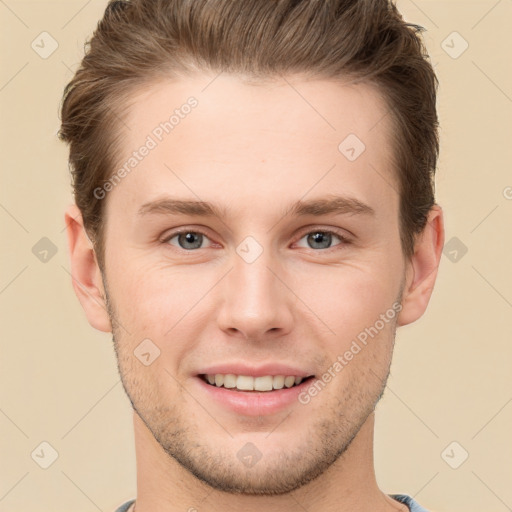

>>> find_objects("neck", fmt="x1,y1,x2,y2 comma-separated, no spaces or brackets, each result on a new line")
130,411,407,512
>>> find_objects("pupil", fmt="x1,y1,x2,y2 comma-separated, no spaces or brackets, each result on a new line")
180,232,202,249
309,232,330,249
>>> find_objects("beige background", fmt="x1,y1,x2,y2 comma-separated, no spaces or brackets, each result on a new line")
1,0,511,511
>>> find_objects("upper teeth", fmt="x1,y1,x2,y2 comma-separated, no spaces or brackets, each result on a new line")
205,374,304,391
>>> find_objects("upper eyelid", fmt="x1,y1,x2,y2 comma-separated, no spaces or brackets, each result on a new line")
160,227,214,243
294,226,351,240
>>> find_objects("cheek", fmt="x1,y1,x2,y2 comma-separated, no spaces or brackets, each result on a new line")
108,262,216,373
119,271,200,330
292,260,398,335
108,234,401,341
293,261,400,385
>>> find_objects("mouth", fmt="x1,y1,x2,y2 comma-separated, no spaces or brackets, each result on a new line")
198,373,316,392
194,371,317,416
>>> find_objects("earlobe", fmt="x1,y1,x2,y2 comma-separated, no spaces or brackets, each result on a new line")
64,203,112,333
396,205,445,327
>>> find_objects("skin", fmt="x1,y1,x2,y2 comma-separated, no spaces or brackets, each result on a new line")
65,73,444,512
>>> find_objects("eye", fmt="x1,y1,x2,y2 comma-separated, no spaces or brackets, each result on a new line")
163,230,213,250
295,229,351,251
161,227,351,252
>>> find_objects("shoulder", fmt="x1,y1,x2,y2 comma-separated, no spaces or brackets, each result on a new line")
113,499,135,512
389,493,434,512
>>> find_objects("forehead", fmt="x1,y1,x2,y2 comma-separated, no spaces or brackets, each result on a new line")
108,73,397,219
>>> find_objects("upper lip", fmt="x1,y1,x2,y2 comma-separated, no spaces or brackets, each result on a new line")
196,363,314,378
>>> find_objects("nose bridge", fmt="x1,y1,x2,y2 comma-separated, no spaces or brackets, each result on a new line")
216,242,293,338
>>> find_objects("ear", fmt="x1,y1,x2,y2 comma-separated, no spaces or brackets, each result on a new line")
397,205,445,327
64,203,112,333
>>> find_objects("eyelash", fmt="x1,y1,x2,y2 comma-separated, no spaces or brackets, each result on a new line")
160,227,352,252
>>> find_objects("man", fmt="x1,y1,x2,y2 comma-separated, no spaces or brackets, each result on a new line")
59,1,444,511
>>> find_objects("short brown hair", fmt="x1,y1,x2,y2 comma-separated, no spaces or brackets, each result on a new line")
59,0,439,271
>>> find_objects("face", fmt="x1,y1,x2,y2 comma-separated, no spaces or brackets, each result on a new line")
101,73,407,495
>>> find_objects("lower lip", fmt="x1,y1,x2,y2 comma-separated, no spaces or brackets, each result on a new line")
194,376,314,416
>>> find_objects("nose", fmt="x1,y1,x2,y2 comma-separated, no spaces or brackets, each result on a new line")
216,248,295,342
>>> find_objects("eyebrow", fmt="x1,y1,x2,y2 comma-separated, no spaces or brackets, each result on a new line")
137,195,375,219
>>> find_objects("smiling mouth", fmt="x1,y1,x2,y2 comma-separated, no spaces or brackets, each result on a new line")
199,373,315,392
